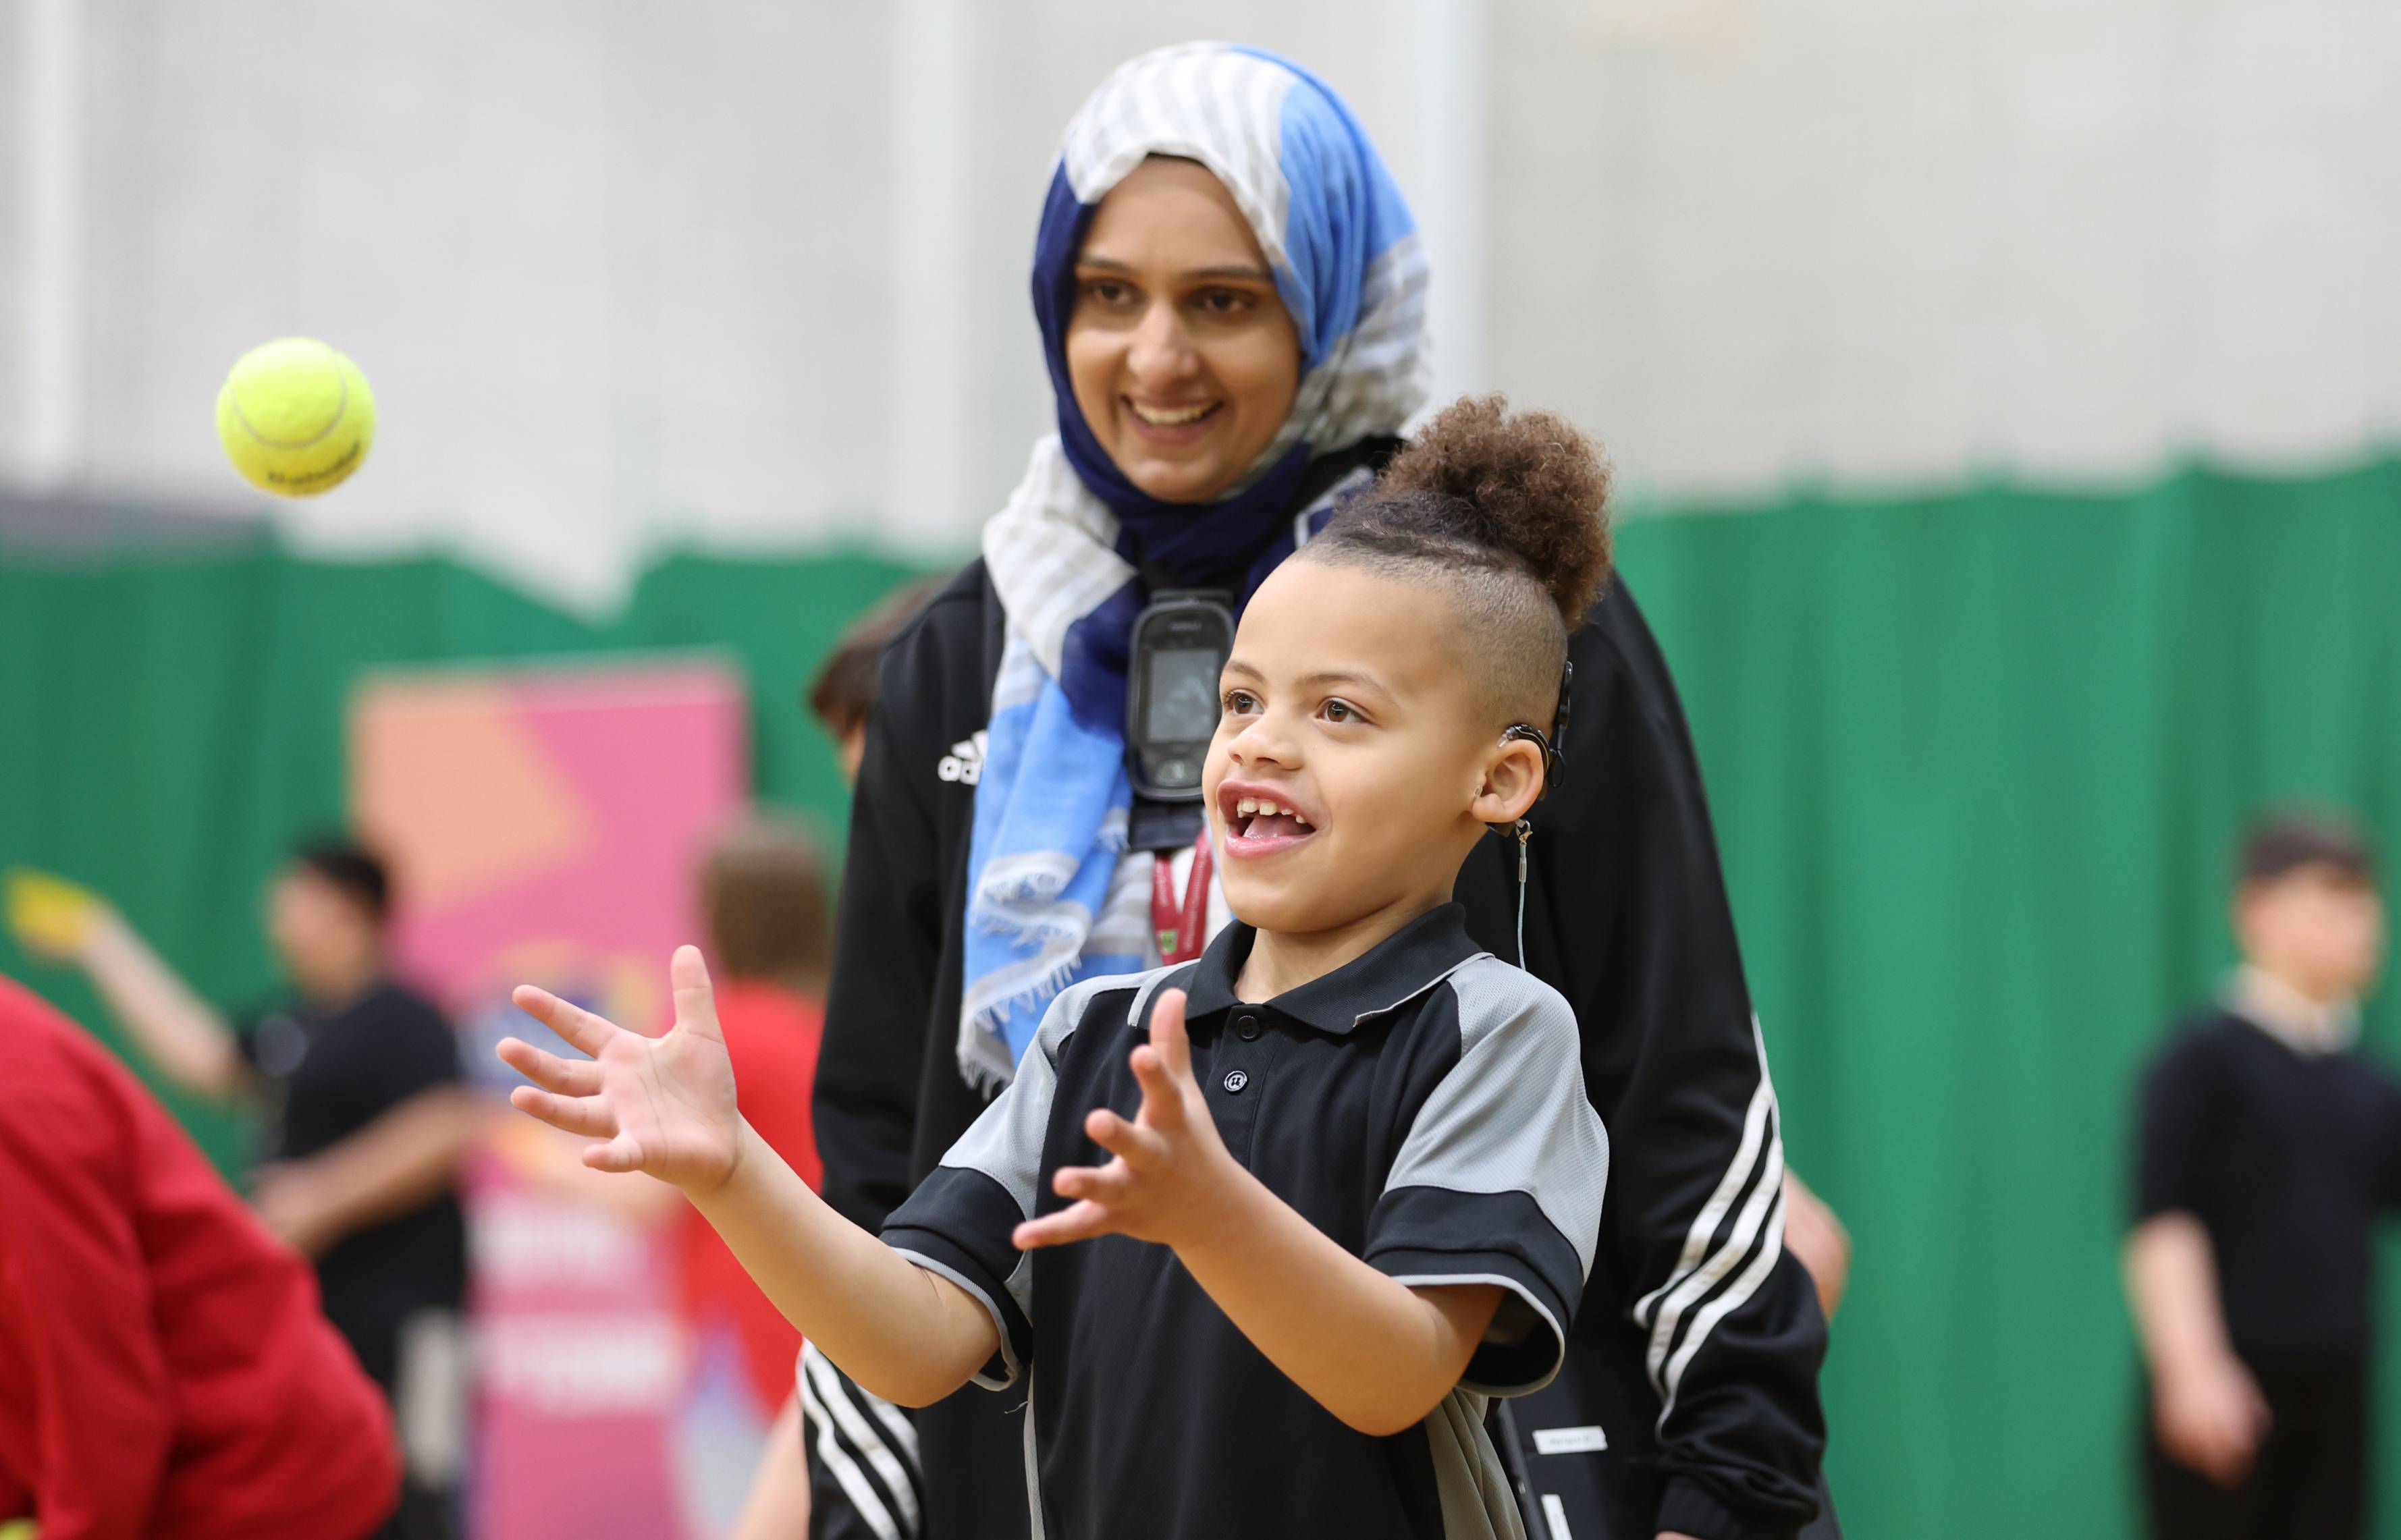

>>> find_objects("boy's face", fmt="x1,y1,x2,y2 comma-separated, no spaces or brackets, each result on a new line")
1202,560,1542,937
2236,864,2386,1003
263,867,381,997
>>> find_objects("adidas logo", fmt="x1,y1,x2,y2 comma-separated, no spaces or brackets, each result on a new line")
938,731,988,786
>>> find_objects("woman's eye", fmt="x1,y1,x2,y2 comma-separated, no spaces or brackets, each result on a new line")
1193,288,1254,317
1081,279,1133,307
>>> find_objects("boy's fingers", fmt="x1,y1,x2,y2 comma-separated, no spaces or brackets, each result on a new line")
668,945,724,1044
495,1037,601,1096
1013,1201,1116,1250
508,1084,616,1138
1127,1046,1188,1134
1086,1107,1166,1168
1148,989,1194,1082
511,985,622,1057
582,1136,647,1174
1053,1161,1134,1205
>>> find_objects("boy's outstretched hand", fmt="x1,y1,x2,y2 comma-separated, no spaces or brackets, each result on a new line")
499,945,743,1193
1015,989,1244,1253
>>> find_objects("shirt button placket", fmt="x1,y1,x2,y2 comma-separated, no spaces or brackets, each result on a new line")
1211,1010,1275,1160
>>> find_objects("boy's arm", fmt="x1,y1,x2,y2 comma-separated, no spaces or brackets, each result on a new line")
2124,1215,2267,1485
28,898,246,1101
250,1086,483,1257
1015,989,1504,1437
502,947,998,1406
693,1120,1000,1406
728,1396,811,1540
2125,1036,2264,1487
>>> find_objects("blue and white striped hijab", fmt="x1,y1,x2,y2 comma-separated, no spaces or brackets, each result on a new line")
961,43,1430,1091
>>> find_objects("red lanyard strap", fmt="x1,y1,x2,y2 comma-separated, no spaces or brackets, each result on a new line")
1150,830,1214,964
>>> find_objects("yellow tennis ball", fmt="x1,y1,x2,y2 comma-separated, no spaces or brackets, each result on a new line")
215,337,376,497
4,868,105,958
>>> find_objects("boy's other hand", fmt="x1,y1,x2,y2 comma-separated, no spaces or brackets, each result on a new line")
2155,1352,2270,1487
1015,989,1243,1253
500,945,743,1193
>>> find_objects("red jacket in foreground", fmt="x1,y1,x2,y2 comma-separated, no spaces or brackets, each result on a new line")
0,975,399,1540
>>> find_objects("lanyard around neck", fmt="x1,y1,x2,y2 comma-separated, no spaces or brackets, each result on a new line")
1151,831,1215,964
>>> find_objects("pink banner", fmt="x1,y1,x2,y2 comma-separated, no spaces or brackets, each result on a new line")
350,661,750,1540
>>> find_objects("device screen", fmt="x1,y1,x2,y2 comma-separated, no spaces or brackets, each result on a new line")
1143,647,1223,742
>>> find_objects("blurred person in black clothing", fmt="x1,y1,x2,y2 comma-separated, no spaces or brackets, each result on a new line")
807,576,946,785
2126,811,2401,1540
14,839,475,1540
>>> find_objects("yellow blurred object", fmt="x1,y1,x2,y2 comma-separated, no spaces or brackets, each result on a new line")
4,867,105,958
215,337,377,497
0,1518,40,1539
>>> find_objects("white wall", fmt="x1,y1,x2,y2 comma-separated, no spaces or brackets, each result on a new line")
7,0,2398,609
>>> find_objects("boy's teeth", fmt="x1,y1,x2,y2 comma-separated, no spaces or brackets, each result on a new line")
1231,794,1315,831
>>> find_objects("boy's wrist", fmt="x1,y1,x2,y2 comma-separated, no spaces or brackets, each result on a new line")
682,1115,759,1201
1164,1147,1272,1259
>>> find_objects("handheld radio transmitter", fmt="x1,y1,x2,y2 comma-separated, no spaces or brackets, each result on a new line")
1125,590,1235,801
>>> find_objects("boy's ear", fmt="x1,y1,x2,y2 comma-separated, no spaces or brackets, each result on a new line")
1471,736,1546,827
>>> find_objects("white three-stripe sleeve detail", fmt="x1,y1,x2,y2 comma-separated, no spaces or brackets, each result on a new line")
799,1366,904,1540
1658,1187,1790,1426
803,1346,922,1532
1633,1068,1774,1331
1634,1020,1787,1400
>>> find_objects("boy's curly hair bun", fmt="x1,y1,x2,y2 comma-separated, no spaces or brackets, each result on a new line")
1377,394,1613,627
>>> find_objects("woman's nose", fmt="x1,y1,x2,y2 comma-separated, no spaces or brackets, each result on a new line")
1125,301,1201,387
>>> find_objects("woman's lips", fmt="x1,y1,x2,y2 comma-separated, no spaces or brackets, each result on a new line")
1123,396,1224,445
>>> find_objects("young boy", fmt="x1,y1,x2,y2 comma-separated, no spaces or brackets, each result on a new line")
500,404,1615,1539
2126,811,2401,1540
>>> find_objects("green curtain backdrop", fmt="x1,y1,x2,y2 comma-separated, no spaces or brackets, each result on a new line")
5,458,2400,1537
0,547,923,1170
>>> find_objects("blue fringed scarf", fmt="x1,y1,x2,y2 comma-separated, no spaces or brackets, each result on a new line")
960,42,1430,1092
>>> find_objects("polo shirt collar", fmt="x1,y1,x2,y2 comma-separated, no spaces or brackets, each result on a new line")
1179,902,1484,1035
2226,964,2358,1056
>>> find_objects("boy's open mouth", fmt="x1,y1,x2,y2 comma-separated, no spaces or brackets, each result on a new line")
1218,783,1319,858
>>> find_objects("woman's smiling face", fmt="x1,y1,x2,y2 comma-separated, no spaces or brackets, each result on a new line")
1065,157,1303,505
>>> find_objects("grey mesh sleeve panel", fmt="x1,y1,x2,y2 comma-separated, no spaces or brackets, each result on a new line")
923,970,1173,1309
883,969,1162,1384
1384,958,1609,1278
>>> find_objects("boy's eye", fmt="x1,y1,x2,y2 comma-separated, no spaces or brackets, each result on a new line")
1322,698,1361,723
1222,689,1260,715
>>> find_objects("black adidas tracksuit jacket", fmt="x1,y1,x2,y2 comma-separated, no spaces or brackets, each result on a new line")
805,560,1830,1540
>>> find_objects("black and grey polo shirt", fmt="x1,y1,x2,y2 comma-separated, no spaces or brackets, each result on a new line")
881,903,1609,1540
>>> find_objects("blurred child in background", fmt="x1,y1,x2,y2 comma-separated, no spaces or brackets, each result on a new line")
726,594,935,1540
2125,810,2401,1540
683,817,834,1410
0,973,400,1540
807,576,945,783
6,841,473,1540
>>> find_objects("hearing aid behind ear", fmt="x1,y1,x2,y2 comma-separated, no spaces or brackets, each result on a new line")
1497,660,1575,802
1493,662,1573,968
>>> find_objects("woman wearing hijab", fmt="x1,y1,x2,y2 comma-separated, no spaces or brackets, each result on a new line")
803,43,1829,1540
